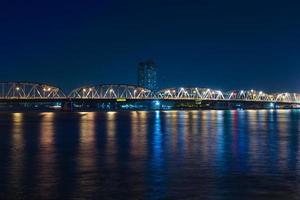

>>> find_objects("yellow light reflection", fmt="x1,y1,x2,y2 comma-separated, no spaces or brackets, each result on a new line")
40,112,55,145
10,113,24,191
178,111,189,157
38,112,55,198
247,110,260,167
170,111,178,156
78,112,97,190
79,112,96,168
199,111,211,161
130,111,148,159
277,110,289,171
106,111,117,164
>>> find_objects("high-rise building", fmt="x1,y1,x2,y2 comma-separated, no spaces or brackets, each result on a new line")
137,59,157,91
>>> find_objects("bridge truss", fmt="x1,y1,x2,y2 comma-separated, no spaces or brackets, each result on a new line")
68,84,155,99
0,83,299,104
157,88,300,103
0,82,66,99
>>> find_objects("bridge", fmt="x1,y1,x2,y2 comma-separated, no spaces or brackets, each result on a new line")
0,82,299,110
0,82,66,100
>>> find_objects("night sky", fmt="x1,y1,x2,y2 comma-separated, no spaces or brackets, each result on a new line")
1,0,300,93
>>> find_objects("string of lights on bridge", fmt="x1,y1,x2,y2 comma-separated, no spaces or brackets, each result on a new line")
0,82,299,103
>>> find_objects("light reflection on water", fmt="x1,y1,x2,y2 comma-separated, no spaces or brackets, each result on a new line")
10,113,24,199
0,110,300,199
38,112,56,199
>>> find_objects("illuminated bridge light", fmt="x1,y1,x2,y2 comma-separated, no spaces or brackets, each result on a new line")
43,87,51,92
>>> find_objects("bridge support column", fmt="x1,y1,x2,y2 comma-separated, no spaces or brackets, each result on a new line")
62,100,73,112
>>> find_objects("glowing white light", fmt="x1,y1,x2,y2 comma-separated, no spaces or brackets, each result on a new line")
154,100,160,106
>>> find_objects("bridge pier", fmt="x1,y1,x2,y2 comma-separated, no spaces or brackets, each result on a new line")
62,100,73,112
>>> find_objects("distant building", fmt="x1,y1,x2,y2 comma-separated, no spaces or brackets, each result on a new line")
137,59,157,91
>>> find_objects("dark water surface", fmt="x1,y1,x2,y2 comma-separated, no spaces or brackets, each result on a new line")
0,110,300,200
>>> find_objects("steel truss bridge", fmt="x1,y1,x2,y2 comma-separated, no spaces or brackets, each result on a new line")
0,82,299,104
0,82,66,100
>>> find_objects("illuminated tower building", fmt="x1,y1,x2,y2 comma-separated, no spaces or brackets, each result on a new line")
137,59,157,91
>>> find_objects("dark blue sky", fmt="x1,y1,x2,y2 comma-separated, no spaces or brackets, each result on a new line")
1,0,300,92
